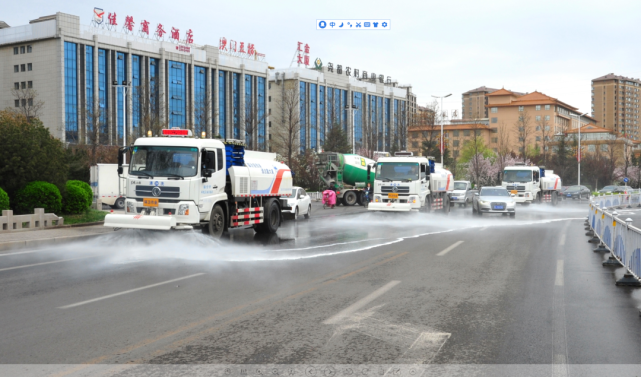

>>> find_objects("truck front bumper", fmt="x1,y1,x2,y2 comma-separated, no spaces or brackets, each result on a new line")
104,214,177,230
104,199,200,230
368,202,413,212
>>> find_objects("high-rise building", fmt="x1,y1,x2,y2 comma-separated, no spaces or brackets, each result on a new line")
461,86,498,119
591,73,641,140
268,65,414,155
0,12,270,149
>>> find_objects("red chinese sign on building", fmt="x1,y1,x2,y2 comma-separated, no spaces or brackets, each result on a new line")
218,37,259,59
140,20,149,35
124,16,134,32
108,12,117,26
156,23,166,39
297,41,310,67
89,8,194,44
171,27,180,41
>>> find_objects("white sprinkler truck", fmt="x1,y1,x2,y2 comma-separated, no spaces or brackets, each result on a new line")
501,163,562,205
104,129,293,237
368,152,454,213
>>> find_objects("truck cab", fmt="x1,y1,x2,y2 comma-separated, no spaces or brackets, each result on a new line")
369,155,431,212
501,164,542,204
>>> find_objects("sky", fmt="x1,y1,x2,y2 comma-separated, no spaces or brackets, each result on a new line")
5,0,641,119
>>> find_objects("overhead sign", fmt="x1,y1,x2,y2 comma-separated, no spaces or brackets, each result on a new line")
295,41,310,67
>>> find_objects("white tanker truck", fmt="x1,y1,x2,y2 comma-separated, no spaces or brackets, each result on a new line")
501,163,562,205
104,129,293,237
368,152,454,213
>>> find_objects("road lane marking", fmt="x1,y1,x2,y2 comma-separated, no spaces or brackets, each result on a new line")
58,273,205,309
52,252,409,375
324,280,401,325
555,260,564,286
436,241,464,256
559,234,566,246
0,255,97,272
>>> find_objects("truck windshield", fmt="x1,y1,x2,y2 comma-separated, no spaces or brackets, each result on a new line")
503,170,532,183
375,162,419,181
453,182,467,190
129,146,199,178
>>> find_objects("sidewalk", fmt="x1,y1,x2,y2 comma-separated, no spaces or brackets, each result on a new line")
0,224,115,253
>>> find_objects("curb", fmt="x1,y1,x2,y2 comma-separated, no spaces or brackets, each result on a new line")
0,232,108,253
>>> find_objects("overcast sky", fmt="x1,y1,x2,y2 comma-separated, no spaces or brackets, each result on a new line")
6,0,641,118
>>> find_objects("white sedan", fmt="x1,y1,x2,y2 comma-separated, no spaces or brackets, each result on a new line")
281,187,312,220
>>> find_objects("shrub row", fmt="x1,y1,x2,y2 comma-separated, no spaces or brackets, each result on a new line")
1,180,93,215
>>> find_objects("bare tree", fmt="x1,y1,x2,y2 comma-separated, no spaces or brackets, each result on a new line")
132,81,167,140
271,85,301,167
10,88,45,120
513,109,534,160
536,117,552,165
239,100,268,151
193,89,212,139
496,121,512,172
85,104,113,166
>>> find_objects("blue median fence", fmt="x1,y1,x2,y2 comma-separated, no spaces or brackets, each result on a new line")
588,193,641,284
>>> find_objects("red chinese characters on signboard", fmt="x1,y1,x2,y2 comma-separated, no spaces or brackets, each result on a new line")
297,42,302,52
156,23,166,38
297,54,303,64
108,12,117,26
239,42,246,53
219,37,227,51
124,16,134,32
185,29,193,44
219,37,257,58
140,20,150,35
247,43,255,56
304,44,310,54
296,41,310,66
171,27,180,41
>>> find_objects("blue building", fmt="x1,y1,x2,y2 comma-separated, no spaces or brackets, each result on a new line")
0,12,269,150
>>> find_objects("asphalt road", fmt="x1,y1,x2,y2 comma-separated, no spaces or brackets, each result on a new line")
1,200,641,376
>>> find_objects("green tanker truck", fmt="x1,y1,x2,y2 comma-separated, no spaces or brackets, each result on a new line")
317,152,376,206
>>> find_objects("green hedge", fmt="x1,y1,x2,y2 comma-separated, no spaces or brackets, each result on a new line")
0,187,9,211
63,182,89,214
15,181,62,214
67,180,92,208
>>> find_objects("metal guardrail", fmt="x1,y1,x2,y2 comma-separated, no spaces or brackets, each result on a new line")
587,193,641,285
308,192,323,201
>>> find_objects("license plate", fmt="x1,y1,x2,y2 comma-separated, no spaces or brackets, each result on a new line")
510,190,518,195
493,205,504,210
567,194,571,197
388,193,399,199
143,198,159,207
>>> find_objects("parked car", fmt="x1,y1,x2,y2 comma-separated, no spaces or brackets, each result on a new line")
472,186,516,217
449,180,477,207
617,186,634,194
598,185,619,194
563,185,590,200
281,187,312,220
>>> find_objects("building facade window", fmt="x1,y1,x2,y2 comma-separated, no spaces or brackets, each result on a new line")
98,49,108,135
244,74,253,146
194,66,207,137
334,88,341,128
535,115,541,121
601,144,608,152
13,47,18,55
343,90,348,132
14,65,18,72
518,106,524,112
491,117,497,123
257,76,266,151
21,81,25,89
588,145,596,152
319,85,325,146
453,140,459,147
64,42,78,142
536,105,541,111
310,83,317,150
14,99,19,107
85,46,94,136
491,128,497,133
116,52,127,143
131,55,142,138
231,73,241,139
491,107,497,113
453,130,459,137
394,99,399,147
20,64,25,72
14,82,19,90
27,63,32,71
545,115,550,121
218,70,226,139
20,46,25,54
168,61,186,130
545,105,550,110
463,130,470,136
370,95,377,149
492,137,498,143
385,98,391,150
27,45,32,53
377,96,383,151
299,81,306,153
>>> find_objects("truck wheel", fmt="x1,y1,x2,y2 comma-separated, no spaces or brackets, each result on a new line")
208,204,225,238
443,196,450,214
358,192,367,206
257,199,280,234
113,197,125,210
343,191,357,206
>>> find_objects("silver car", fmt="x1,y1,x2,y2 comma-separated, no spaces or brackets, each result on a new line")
472,187,516,217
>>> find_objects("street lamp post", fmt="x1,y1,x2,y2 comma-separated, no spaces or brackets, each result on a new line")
575,112,588,187
345,105,358,154
431,93,452,164
112,80,132,163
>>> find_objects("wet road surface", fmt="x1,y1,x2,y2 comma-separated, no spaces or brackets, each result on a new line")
1,201,641,375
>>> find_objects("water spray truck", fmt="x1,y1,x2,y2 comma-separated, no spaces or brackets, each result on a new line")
104,129,293,237
317,152,375,206
368,152,454,213
500,163,562,205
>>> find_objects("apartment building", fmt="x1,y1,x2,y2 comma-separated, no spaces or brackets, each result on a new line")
461,86,524,119
591,73,641,140
408,119,492,158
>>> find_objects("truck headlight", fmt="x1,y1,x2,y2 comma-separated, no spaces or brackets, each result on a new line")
409,196,417,204
178,204,190,216
126,201,136,213
375,195,381,203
